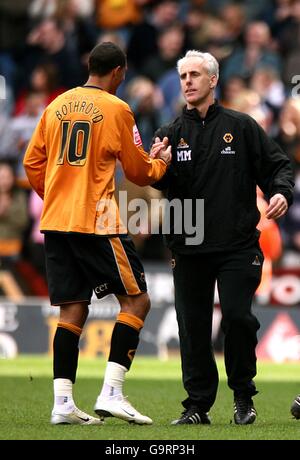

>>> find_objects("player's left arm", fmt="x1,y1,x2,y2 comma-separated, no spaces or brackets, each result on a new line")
248,117,294,219
117,106,168,186
23,114,47,199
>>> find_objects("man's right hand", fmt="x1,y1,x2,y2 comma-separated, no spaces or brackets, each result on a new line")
150,136,172,166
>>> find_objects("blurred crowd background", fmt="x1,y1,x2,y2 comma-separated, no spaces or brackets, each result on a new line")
0,0,299,299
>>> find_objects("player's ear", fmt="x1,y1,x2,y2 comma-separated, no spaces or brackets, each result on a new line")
114,65,125,81
210,74,218,89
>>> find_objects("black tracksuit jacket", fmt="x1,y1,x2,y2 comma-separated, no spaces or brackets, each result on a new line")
153,101,294,254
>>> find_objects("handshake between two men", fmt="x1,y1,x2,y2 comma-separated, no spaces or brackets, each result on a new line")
150,137,172,166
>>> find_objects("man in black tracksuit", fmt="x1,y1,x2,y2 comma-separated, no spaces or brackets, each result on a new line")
151,50,294,425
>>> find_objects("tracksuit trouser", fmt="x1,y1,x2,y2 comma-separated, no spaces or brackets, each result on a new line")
172,244,263,412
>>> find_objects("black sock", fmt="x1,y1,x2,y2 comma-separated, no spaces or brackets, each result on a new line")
53,327,79,383
108,322,140,370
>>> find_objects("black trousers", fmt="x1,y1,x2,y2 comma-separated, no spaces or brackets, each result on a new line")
172,244,263,412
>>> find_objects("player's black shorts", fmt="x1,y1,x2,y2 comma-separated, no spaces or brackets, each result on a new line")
44,232,147,306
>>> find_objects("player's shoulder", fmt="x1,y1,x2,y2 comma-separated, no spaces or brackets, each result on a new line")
106,93,130,111
111,96,136,122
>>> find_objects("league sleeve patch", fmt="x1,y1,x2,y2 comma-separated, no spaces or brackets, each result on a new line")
133,124,142,146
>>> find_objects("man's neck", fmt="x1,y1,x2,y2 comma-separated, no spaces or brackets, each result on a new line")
187,96,215,119
84,76,115,94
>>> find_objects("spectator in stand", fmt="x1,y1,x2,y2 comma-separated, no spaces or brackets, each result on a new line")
229,88,273,134
267,0,293,35
141,24,185,82
219,3,246,48
0,0,31,91
96,0,143,29
277,96,300,172
280,169,300,264
0,161,29,269
121,75,166,258
203,16,235,64
220,75,247,109
25,18,83,89
14,62,65,116
55,0,97,64
9,91,45,188
28,190,47,282
127,0,180,71
250,66,286,124
221,21,282,84
0,95,16,158
183,3,238,65
0,81,14,117
228,88,283,303
183,4,207,51
125,76,164,149
277,0,300,88
28,0,57,21
256,187,283,304
95,0,150,45
158,68,182,123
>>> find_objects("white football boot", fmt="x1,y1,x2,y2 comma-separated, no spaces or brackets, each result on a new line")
51,406,104,425
94,394,152,425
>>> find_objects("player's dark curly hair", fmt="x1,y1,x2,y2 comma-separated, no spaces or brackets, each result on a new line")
88,42,126,77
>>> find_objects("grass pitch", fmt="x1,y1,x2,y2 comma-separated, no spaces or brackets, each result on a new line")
0,355,300,440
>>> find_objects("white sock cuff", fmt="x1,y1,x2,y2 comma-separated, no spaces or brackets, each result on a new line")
107,362,128,373
101,361,127,393
54,378,73,396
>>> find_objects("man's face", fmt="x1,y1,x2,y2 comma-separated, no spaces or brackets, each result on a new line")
179,58,217,107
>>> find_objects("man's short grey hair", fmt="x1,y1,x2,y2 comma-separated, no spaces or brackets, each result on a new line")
177,50,219,79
